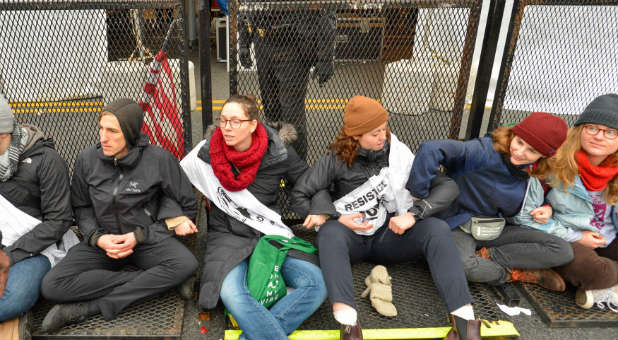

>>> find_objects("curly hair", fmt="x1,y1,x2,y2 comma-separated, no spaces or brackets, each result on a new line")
548,125,617,205
491,125,553,179
328,127,391,167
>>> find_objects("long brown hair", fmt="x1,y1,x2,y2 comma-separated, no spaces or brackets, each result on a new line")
491,125,553,178
548,125,618,205
328,127,391,167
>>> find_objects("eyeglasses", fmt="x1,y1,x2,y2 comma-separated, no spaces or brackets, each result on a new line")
217,118,253,129
583,124,618,140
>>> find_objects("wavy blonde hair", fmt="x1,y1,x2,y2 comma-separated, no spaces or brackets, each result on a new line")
547,125,617,205
328,127,391,167
491,125,553,179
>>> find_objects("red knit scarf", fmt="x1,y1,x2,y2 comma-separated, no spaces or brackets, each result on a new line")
575,150,618,191
209,123,268,191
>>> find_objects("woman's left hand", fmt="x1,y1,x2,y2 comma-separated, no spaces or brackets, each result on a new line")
303,214,329,229
388,212,416,235
530,205,552,224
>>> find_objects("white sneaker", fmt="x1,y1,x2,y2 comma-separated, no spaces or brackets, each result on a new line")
576,286,618,312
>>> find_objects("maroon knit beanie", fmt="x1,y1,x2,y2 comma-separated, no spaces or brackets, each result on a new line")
343,96,388,136
512,112,568,157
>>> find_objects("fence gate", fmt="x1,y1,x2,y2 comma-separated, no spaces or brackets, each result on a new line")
489,0,618,130
0,0,192,172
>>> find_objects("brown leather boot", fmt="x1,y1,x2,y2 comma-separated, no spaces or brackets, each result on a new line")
0,250,10,298
340,320,363,340
445,314,481,340
508,268,565,292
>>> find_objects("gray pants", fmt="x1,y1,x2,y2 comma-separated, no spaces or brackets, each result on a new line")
41,237,198,320
452,224,573,285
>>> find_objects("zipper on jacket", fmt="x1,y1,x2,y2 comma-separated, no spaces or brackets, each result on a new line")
112,157,124,234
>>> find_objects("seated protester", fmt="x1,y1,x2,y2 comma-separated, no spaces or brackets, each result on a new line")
180,94,327,340
40,98,198,332
0,94,76,324
292,96,480,340
408,112,573,292
514,94,618,311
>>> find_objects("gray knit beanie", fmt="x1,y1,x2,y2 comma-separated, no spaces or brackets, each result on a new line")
574,93,618,130
0,94,14,134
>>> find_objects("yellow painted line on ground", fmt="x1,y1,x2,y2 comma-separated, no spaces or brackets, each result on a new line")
199,98,380,104
9,101,104,108
14,108,102,114
197,104,345,111
224,321,519,340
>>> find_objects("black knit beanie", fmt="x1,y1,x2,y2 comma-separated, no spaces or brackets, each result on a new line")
102,98,144,147
574,93,618,130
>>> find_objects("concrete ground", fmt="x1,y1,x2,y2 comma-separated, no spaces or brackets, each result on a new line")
177,43,618,339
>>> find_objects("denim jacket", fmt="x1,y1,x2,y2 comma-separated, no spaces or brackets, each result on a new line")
511,176,618,242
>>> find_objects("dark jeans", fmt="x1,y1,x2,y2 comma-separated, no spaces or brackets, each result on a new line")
452,225,574,285
41,237,198,320
316,217,472,313
556,236,618,290
254,36,312,159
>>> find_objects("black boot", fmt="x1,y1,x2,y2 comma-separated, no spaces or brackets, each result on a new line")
41,301,100,333
340,319,363,340
178,276,195,300
445,314,481,340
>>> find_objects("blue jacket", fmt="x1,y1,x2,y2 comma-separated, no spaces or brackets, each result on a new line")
408,136,529,228
511,176,618,242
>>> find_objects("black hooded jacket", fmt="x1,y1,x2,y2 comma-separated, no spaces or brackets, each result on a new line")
71,133,197,247
0,133,72,264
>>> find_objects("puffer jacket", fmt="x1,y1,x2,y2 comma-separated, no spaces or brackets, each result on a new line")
0,126,72,264
195,123,327,311
71,133,197,247
291,143,459,221
408,136,530,228
511,175,618,242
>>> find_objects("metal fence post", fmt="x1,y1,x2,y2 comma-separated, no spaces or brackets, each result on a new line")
199,0,214,135
466,0,507,138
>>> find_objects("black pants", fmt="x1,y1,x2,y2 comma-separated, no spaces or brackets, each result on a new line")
316,217,473,312
254,36,312,159
41,237,198,320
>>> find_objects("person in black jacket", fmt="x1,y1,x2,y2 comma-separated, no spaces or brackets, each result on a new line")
238,5,336,159
291,96,480,340
0,94,73,323
40,98,198,332
180,94,327,340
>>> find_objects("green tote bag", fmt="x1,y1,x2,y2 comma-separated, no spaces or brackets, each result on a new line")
247,235,317,308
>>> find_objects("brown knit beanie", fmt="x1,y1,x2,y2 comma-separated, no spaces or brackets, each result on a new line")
343,96,388,136
512,112,568,157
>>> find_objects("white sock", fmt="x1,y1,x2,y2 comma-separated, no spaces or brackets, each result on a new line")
333,308,358,326
451,304,475,321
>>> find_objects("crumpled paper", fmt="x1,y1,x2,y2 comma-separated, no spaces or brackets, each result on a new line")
497,303,532,316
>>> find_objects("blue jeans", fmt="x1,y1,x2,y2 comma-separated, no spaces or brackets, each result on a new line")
220,257,327,340
0,255,51,321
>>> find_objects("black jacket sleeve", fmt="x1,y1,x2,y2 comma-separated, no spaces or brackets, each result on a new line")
72,152,106,247
5,149,73,264
291,153,338,218
136,151,197,245
408,173,459,219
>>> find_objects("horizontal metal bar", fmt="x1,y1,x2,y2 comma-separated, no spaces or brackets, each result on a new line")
0,1,180,11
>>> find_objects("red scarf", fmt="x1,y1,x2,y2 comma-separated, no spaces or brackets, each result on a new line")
575,150,618,191
209,123,268,191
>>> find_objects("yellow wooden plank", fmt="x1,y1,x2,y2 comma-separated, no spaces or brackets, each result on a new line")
224,321,519,340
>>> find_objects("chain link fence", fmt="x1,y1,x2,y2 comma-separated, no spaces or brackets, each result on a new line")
489,0,618,130
228,0,484,162
0,0,191,172
226,0,484,219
